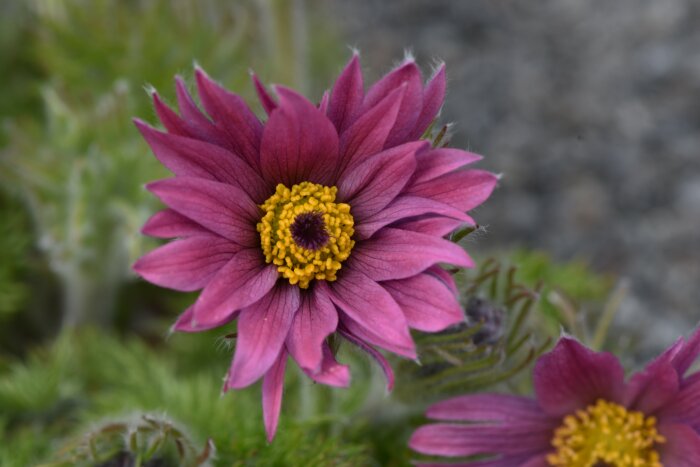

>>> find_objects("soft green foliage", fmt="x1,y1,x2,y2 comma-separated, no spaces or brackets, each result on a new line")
0,195,31,317
0,329,372,466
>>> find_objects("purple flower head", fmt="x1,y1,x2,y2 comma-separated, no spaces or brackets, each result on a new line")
133,52,498,441
410,327,700,466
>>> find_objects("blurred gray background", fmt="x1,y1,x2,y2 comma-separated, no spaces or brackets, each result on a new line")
329,0,700,352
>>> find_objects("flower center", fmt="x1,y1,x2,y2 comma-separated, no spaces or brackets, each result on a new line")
257,182,355,289
546,399,665,467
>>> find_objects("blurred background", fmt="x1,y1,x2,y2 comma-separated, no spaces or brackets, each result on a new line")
0,0,698,465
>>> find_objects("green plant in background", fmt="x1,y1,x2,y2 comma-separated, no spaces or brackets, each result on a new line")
0,0,341,328
0,330,372,466
0,195,31,318
394,259,551,404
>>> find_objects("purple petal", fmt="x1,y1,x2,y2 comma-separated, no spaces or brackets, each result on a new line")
656,376,700,428
152,92,192,137
659,423,700,466
338,142,423,220
328,53,364,133
396,216,471,237
624,351,680,414
262,349,288,443
362,60,423,148
260,86,340,187
409,63,446,140
533,336,625,417
286,285,338,374
340,328,394,390
338,85,404,176
135,121,270,202
384,273,463,332
406,169,498,212
329,269,415,358
174,76,230,148
350,228,473,282
251,72,277,115
426,394,555,427
226,283,300,388
146,177,259,246
672,325,700,377
355,196,472,240
192,248,278,327
412,148,483,185
426,265,459,294
133,236,239,291
303,343,350,388
194,67,263,169
318,90,330,114
172,306,238,333
141,209,211,239
409,423,551,458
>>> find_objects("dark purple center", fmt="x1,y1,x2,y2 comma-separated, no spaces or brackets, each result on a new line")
290,212,330,250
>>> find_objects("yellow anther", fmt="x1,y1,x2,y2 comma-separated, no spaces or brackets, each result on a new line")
257,182,355,289
546,399,665,467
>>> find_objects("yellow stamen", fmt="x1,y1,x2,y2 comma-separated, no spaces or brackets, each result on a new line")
547,399,665,467
257,182,355,289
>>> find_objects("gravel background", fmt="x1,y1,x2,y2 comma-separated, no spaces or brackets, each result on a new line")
327,0,700,354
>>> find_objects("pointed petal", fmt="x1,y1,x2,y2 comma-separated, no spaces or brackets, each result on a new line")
226,284,300,388
355,196,472,240
328,53,364,133
409,63,446,140
147,177,259,246
338,142,423,220
350,228,473,282
152,92,192,137
384,273,463,332
407,169,498,212
260,86,340,187
141,209,211,238
195,67,263,169
659,423,700,466
192,249,278,326
362,61,423,147
338,85,404,175
172,306,238,333
262,349,287,442
412,148,483,185
174,76,230,147
135,121,270,202
625,346,680,414
133,236,239,291
340,328,395,391
303,343,350,388
318,90,329,114
672,325,700,377
533,336,625,417
329,269,415,358
426,394,553,426
409,423,551,458
286,285,338,374
251,72,277,115
396,216,470,237
656,376,700,428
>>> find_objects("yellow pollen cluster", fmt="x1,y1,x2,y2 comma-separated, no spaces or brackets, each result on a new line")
257,182,355,289
546,399,665,467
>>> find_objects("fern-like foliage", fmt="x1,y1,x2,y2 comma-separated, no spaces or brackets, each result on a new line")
395,259,551,403
0,330,371,467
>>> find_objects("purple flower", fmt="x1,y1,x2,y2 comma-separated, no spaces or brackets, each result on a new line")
133,53,497,441
410,329,700,466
